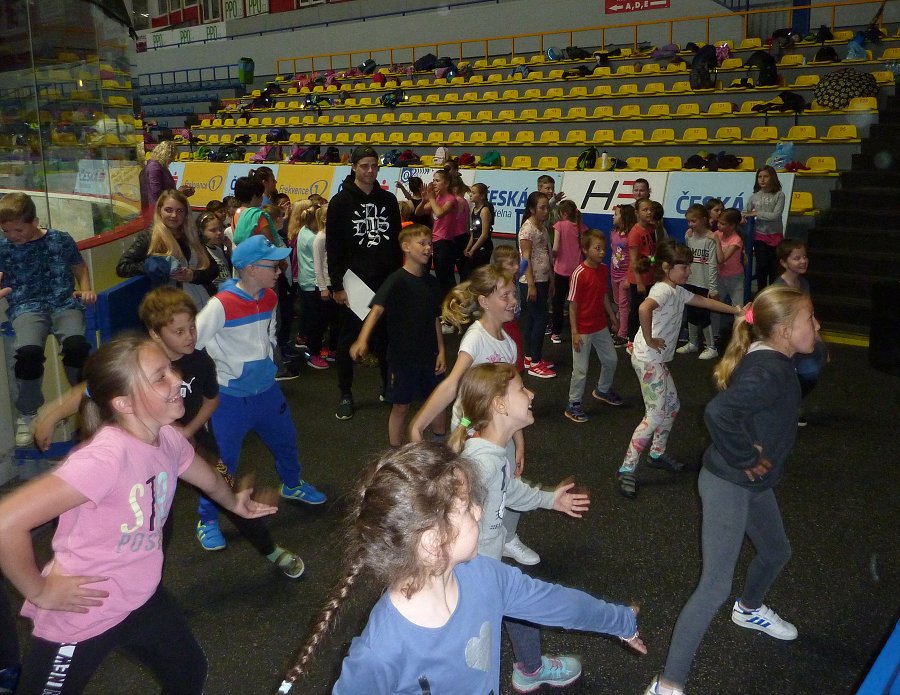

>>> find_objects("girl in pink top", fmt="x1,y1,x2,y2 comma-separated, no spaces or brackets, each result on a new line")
610,204,637,345
450,175,473,281
0,336,276,694
550,200,587,343
416,169,459,299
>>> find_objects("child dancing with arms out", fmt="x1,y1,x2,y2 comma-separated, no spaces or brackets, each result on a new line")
618,242,744,500
0,335,276,694
646,285,819,695
565,230,623,423
278,442,645,694
451,363,611,691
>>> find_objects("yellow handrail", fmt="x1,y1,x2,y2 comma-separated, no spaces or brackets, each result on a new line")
275,0,883,77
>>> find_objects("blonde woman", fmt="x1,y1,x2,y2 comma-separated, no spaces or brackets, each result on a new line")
140,140,194,216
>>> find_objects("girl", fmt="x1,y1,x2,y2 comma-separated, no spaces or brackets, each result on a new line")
610,204,636,347
199,211,232,292
449,363,604,690
743,165,785,291
0,336,276,694
450,174,473,282
626,198,660,343
410,264,540,567
251,166,278,206
291,202,329,370
416,169,459,300
645,285,819,695
278,442,644,695
117,189,217,310
518,190,556,378
396,176,431,228
676,204,719,360
704,197,724,232
618,242,745,500
712,208,745,343
550,199,586,344
312,205,338,362
464,182,494,275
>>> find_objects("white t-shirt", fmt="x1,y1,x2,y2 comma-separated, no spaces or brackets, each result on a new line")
451,320,517,426
633,283,695,363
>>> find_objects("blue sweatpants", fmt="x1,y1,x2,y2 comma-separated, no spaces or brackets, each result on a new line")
198,382,302,523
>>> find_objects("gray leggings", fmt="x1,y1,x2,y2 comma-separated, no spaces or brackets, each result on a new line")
662,468,791,688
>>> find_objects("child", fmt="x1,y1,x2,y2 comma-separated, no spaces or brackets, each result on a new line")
645,285,819,695
290,202,329,370
0,192,95,447
312,205,337,363
518,191,556,378
251,166,278,207
566,229,623,423
712,208,745,343
610,204,637,348
411,264,540,567
490,246,525,373
773,239,828,418
0,335,276,693
618,242,745,500
350,224,446,447
278,442,645,694
464,182,494,274
398,200,414,228
676,204,720,360
550,199,586,344
416,169,459,300
231,176,279,246
704,197,724,232
450,363,603,691
743,165,785,291
450,174,472,282
195,235,326,542
627,198,659,343
537,174,565,229
199,211,232,292
396,176,431,228
222,195,238,242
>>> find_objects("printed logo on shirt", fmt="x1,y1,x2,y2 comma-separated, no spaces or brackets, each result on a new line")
351,202,392,248
117,472,170,554
180,377,195,399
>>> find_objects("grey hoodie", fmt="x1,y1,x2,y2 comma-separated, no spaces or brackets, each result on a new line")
462,438,554,561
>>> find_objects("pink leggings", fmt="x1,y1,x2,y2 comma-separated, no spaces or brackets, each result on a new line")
611,276,630,339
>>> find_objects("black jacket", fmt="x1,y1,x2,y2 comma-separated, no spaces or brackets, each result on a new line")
325,174,402,293
703,349,801,490
116,229,218,294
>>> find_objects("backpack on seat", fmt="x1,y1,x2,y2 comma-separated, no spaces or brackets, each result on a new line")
576,145,598,171
546,47,563,61
745,50,779,86
690,45,718,89
413,53,437,72
478,150,501,167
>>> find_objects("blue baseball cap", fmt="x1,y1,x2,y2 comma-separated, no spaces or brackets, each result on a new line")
232,235,291,269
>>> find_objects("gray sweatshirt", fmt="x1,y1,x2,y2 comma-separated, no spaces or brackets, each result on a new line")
463,438,555,561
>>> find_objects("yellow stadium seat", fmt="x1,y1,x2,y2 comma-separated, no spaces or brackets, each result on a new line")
739,101,765,114
564,130,587,145
614,65,636,77
676,127,709,144
592,66,612,78
617,104,642,119
199,119,212,128
652,156,683,171
537,156,559,170
720,58,743,70
490,57,508,68
380,113,396,125
589,129,615,145
407,132,425,146
831,30,853,42
791,74,820,89
647,103,671,118
801,156,837,174
417,112,434,123
288,133,303,144
369,132,386,145
334,133,351,145
748,125,778,142
779,54,805,67
509,155,533,170
649,127,676,144
496,109,516,122
562,156,579,171
491,131,511,145
513,131,535,145
481,91,500,101
474,110,494,122
426,131,444,145
880,47,900,61
420,155,434,166
538,130,560,144
386,132,405,146
545,88,565,100
472,59,488,70
469,131,488,146
207,134,220,144
674,103,701,118
591,105,614,119
566,106,587,120
529,55,546,64
714,39,734,49
522,89,542,100
846,96,877,111
434,111,453,123
501,90,520,101
539,107,562,121
710,126,742,142
790,191,816,214
568,86,588,99
456,111,473,123
822,124,858,141
590,85,613,98
666,62,688,74
643,82,666,96
223,118,236,128
871,71,895,86
546,69,565,80
617,128,645,145
640,63,662,75
736,156,756,171
615,83,639,97
739,37,762,50
444,93,460,103
786,125,817,141
178,151,191,161
669,81,692,94
425,94,442,105
623,156,649,171
705,102,734,116
318,132,333,144
448,132,466,146
510,56,525,65
519,108,539,121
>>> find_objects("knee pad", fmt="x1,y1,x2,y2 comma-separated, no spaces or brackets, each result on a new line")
61,335,91,369
14,345,46,380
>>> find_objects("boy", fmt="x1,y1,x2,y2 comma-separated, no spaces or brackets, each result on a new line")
0,192,95,447
565,229,623,423
676,204,719,360
537,174,565,229
350,224,446,447
195,235,326,542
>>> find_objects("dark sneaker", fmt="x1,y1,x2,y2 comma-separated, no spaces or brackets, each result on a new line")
280,480,327,505
275,364,300,381
0,664,21,695
592,388,624,406
335,394,354,420
564,403,589,423
618,471,637,499
647,453,685,472
613,335,628,348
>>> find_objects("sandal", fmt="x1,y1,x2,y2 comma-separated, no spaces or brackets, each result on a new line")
273,548,305,579
618,472,637,499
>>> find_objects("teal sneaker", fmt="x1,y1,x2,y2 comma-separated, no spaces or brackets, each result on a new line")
511,655,582,693
196,520,226,551
280,480,326,505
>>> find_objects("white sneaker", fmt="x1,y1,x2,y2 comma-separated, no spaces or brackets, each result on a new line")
698,346,719,360
15,415,34,448
502,534,540,565
731,601,798,640
676,343,699,355
645,676,686,695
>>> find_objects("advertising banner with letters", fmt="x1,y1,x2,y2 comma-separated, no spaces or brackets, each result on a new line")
179,162,228,206
470,169,562,238
277,167,333,200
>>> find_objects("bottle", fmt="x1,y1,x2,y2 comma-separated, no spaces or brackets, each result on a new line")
601,150,610,170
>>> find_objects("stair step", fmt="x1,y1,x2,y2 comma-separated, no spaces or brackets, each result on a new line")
815,208,900,229
807,248,899,276
860,139,900,155
851,153,899,171
806,269,894,298
809,293,871,329
841,170,900,187
830,188,900,210
809,226,900,250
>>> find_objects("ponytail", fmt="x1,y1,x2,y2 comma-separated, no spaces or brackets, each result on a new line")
713,316,754,390
441,265,512,330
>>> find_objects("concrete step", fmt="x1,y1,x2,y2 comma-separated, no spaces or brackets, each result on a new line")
809,225,900,251
806,248,899,276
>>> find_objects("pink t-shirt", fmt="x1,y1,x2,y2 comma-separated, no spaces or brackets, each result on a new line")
453,196,470,238
552,220,586,277
21,425,194,642
714,230,744,278
430,194,458,242
610,229,630,281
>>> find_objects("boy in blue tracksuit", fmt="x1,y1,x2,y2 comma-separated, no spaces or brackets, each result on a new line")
195,235,325,548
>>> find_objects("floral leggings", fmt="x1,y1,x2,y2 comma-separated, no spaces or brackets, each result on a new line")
620,355,680,473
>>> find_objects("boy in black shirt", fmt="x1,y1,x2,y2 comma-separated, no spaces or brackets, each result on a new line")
350,225,446,446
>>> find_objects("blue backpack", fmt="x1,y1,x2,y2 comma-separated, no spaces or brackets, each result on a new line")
546,47,563,61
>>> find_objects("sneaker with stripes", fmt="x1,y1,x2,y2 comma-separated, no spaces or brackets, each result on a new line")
731,600,798,640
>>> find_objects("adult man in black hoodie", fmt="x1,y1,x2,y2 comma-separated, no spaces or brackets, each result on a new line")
326,146,402,420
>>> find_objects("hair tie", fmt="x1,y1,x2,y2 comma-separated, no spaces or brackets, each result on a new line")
744,306,754,325
459,417,471,428
648,256,655,263
83,386,91,400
